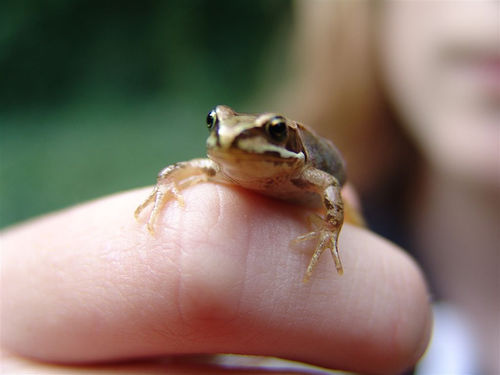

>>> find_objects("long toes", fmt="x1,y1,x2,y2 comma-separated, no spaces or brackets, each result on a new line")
330,244,343,275
292,231,318,244
303,231,329,281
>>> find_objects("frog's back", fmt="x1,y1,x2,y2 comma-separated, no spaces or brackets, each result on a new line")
298,124,346,186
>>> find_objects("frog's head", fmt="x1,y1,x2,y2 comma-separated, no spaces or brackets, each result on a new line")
205,105,305,180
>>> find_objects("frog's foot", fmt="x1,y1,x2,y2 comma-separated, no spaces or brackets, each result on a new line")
293,213,343,282
135,182,185,234
135,159,217,234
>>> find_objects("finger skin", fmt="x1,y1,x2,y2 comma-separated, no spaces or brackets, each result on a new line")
1,185,432,374
1,349,315,375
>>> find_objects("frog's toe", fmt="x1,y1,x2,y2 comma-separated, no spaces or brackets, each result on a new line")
329,233,343,275
170,184,185,207
303,230,329,282
290,213,325,245
146,220,156,235
292,231,318,245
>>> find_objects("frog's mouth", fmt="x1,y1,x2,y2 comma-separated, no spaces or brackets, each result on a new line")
208,147,304,180
208,134,304,159
208,147,303,165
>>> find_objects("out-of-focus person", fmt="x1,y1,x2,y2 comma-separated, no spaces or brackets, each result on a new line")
277,1,500,373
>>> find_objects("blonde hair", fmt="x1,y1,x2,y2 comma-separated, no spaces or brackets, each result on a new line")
279,0,418,194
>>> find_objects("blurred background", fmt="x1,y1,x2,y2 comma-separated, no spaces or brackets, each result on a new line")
0,0,292,227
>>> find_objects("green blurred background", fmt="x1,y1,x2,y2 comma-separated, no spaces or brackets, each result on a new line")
0,1,293,227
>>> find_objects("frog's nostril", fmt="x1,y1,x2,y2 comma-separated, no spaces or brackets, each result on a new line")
215,105,235,120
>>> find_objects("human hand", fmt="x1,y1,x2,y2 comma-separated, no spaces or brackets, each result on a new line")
1,184,431,374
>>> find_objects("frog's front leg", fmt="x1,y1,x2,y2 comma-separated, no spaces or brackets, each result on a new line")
135,158,219,233
292,168,344,281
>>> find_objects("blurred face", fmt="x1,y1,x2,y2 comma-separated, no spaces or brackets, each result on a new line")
379,1,499,188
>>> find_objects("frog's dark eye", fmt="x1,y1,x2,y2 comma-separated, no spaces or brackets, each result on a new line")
266,116,288,142
206,109,218,130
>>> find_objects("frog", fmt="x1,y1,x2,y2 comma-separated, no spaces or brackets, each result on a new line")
135,105,355,281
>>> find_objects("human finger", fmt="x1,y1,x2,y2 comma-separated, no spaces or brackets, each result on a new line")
1,185,431,374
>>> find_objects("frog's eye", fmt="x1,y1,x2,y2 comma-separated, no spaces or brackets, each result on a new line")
206,109,218,130
266,116,288,142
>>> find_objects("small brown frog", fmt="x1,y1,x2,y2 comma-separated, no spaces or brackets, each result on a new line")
136,105,361,281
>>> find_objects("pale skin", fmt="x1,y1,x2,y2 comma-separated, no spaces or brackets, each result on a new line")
1,184,431,374
379,3,500,372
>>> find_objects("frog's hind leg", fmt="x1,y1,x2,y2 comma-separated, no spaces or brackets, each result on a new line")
328,229,343,275
304,230,330,282
292,195,344,281
291,169,345,281
292,213,343,281
299,229,343,282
